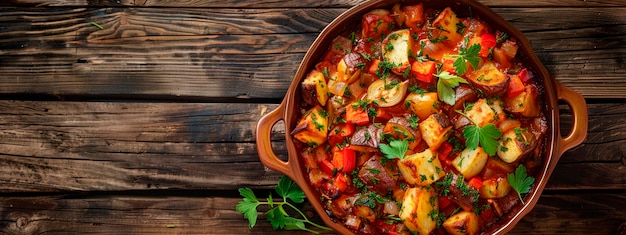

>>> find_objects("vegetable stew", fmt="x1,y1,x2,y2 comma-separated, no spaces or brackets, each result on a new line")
291,3,547,234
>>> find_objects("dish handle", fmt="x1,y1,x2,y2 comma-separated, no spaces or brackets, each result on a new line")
557,84,588,156
256,103,292,177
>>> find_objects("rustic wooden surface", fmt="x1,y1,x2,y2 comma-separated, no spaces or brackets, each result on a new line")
0,0,624,234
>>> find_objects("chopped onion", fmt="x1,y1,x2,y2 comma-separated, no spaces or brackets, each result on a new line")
367,79,408,107
384,201,400,215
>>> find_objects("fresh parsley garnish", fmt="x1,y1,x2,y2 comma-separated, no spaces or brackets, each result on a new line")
236,176,332,234
507,165,535,205
463,123,502,156
379,139,409,160
435,71,468,105
451,38,481,75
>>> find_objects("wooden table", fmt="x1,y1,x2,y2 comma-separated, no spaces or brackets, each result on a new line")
0,0,624,234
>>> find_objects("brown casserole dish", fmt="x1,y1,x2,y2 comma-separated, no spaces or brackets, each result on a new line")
256,0,588,234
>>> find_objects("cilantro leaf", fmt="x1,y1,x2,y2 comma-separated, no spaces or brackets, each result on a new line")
463,123,502,156
236,188,261,228
454,42,481,75
507,165,535,204
276,176,305,203
435,71,468,105
379,139,409,160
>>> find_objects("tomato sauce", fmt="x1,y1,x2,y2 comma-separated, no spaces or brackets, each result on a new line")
291,3,546,234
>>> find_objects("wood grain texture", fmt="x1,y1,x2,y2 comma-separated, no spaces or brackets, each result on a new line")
4,0,626,7
0,192,623,234
0,101,622,192
0,7,624,99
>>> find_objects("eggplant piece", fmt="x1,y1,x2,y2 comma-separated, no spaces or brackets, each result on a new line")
442,211,481,235
337,52,366,84
382,29,413,75
497,127,538,163
301,70,329,106
419,113,453,151
451,84,479,114
382,116,421,148
468,62,509,97
350,124,382,151
448,174,479,212
358,155,397,195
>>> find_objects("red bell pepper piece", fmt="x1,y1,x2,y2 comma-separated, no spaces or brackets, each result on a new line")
319,159,335,175
332,148,357,173
480,33,497,57
346,103,370,125
328,123,355,147
331,173,349,192
437,142,453,160
517,68,532,83
507,74,526,98
411,60,437,83
468,176,483,190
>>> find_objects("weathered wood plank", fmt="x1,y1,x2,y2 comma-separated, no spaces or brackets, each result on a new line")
0,101,622,192
0,192,623,234
0,7,624,99
4,0,626,8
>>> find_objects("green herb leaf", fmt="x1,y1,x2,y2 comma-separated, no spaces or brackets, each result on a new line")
379,139,409,160
507,165,535,204
462,123,502,156
435,71,468,105
236,176,332,233
276,176,305,203
235,188,261,228
453,41,481,75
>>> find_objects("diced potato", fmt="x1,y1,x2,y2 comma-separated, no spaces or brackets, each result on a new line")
442,211,481,235
419,113,453,151
480,177,512,199
400,187,438,235
397,149,445,186
497,127,536,163
431,7,462,47
452,147,488,179
504,85,540,117
404,92,439,121
465,98,496,127
382,29,413,75
291,106,329,147
468,62,509,97
301,70,329,106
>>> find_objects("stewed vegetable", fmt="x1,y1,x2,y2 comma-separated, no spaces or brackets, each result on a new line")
292,3,547,234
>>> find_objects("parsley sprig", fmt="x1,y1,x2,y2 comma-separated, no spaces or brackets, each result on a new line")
236,176,332,234
447,38,481,75
435,71,469,105
507,165,535,205
379,139,409,160
456,110,502,156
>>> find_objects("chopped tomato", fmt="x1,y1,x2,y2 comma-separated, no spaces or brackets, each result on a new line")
346,103,370,125
506,74,525,98
480,33,496,57
468,176,483,190
437,142,453,160
402,4,424,31
368,59,382,77
439,195,452,209
328,123,355,147
411,60,437,83
332,148,357,173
